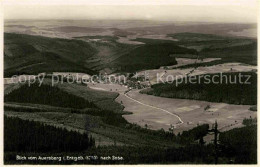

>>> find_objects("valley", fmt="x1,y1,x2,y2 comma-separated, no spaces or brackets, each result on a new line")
3,19,257,164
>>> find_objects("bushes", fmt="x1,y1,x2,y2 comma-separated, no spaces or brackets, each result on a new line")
249,105,257,111
242,117,257,126
181,124,209,143
124,123,210,145
4,116,95,152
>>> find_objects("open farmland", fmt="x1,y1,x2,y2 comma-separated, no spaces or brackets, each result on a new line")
84,81,256,134
119,89,256,134
136,62,257,84
163,57,221,69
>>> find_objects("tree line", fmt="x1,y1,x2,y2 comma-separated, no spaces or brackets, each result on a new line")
4,116,95,152
4,115,257,164
4,83,96,109
142,72,256,105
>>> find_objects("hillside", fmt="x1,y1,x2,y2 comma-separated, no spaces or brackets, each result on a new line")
126,23,256,37
4,33,199,75
4,33,97,77
127,33,257,66
200,42,257,65
141,72,257,105
74,35,138,73
167,32,230,41
4,83,96,109
166,32,257,65
109,43,197,72
219,125,257,164
5,32,256,76
5,116,95,152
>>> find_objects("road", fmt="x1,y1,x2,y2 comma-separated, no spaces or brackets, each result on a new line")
87,82,255,133
124,91,184,126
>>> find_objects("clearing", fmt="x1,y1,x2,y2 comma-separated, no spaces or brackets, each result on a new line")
88,82,256,134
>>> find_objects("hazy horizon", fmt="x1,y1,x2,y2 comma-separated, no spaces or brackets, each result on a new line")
4,19,258,24
4,4,258,24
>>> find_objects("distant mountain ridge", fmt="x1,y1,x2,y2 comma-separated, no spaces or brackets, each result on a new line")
4,33,196,76
4,30,257,77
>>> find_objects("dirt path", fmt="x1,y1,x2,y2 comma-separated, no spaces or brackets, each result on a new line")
124,91,184,126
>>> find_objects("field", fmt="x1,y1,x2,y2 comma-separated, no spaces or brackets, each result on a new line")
5,70,256,137
163,57,221,69
136,62,257,84
82,82,256,134
119,89,256,134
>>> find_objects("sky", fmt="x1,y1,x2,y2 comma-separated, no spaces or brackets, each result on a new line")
2,0,258,23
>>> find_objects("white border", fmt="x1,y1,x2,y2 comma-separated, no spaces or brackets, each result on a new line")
0,0,259,166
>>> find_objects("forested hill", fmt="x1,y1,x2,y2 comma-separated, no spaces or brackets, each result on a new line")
141,72,257,105
4,33,97,77
4,116,95,152
4,84,96,109
109,43,197,72
4,33,198,76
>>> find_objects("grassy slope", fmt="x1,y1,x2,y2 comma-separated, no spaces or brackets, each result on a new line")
130,38,177,44
4,83,97,109
4,79,124,113
74,35,119,41
56,82,125,113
